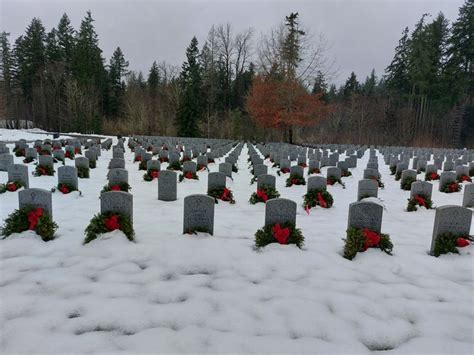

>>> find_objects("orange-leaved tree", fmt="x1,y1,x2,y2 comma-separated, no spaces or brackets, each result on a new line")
246,74,331,143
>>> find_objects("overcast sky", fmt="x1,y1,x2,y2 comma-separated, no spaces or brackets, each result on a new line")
1,0,464,85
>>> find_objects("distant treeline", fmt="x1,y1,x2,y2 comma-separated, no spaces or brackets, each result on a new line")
0,0,472,147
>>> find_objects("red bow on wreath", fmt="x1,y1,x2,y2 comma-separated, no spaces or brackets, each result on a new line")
221,188,231,201
429,172,438,180
272,223,290,244
414,195,426,208
28,208,44,230
74,148,81,154
59,185,70,194
110,185,121,191
449,182,458,192
104,215,120,231
65,151,71,158
460,175,471,182
256,189,268,202
151,170,159,179
185,172,194,179
317,192,327,208
327,179,334,185
39,167,47,176
7,183,17,192
362,228,381,251
456,238,470,248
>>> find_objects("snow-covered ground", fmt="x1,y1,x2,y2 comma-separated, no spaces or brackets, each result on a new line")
1,129,473,354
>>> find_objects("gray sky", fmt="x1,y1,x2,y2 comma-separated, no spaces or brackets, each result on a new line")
1,0,464,86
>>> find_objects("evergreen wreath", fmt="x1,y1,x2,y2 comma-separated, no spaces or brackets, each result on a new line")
425,172,440,181
138,160,147,170
255,222,304,248
197,164,208,172
308,167,321,175
143,168,159,181
208,187,235,204
327,176,345,188
286,174,306,187
441,181,461,193
343,227,393,260
457,175,472,183
276,167,290,176
77,166,90,179
55,182,77,194
64,150,75,160
406,194,433,212
15,149,25,157
34,165,55,176
101,182,131,192
298,162,307,168
179,171,199,182
1,206,58,242
389,165,396,175
84,211,135,244
167,161,182,171
0,181,24,194
303,188,333,210
184,227,211,235
469,168,474,177
23,156,35,164
207,158,215,164
400,176,416,190
432,233,472,257
395,171,402,181
341,170,352,177
89,160,97,169
370,176,384,188
249,186,280,204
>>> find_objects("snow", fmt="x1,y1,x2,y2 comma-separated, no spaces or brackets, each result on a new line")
1,128,473,354
0,128,72,142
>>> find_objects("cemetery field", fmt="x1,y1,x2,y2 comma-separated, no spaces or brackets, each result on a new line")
0,129,473,354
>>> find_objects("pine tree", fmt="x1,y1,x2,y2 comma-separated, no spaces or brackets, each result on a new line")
0,32,13,96
343,72,360,98
282,12,305,79
176,36,203,137
45,29,61,63
56,13,75,74
108,46,129,116
362,69,377,97
312,70,328,101
385,27,411,94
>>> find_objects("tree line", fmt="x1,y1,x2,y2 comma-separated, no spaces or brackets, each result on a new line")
0,0,472,147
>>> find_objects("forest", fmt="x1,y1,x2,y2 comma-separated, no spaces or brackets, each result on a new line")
0,0,472,147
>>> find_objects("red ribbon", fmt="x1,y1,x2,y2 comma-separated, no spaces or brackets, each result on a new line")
27,208,44,230
59,185,70,194
151,170,159,179
7,183,17,192
429,172,439,180
449,183,458,192
414,195,426,208
305,205,310,215
74,148,80,154
65,151,71,158
291,179,299,185
327,179,334,185
460,175,471,182
135,156,142,162
256,189,268,202
185,172,194,179
39,167,47,176
110,185,121,191
317,192,327,208
281,168,290,174
272,224,290,244
104,215,120,231
221,188,231,201
456,238,470,247
362,228,381,251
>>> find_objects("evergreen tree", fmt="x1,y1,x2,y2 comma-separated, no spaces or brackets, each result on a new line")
45,28,61,63
312,70,328,101
343,72,360,98
56,13,75,74
17,18,46,100
176,36,203,137
147,61,159,92
362,69,377,97
385,27,411,94
108,46,129,116
282,12,305,79
0,32,13,96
